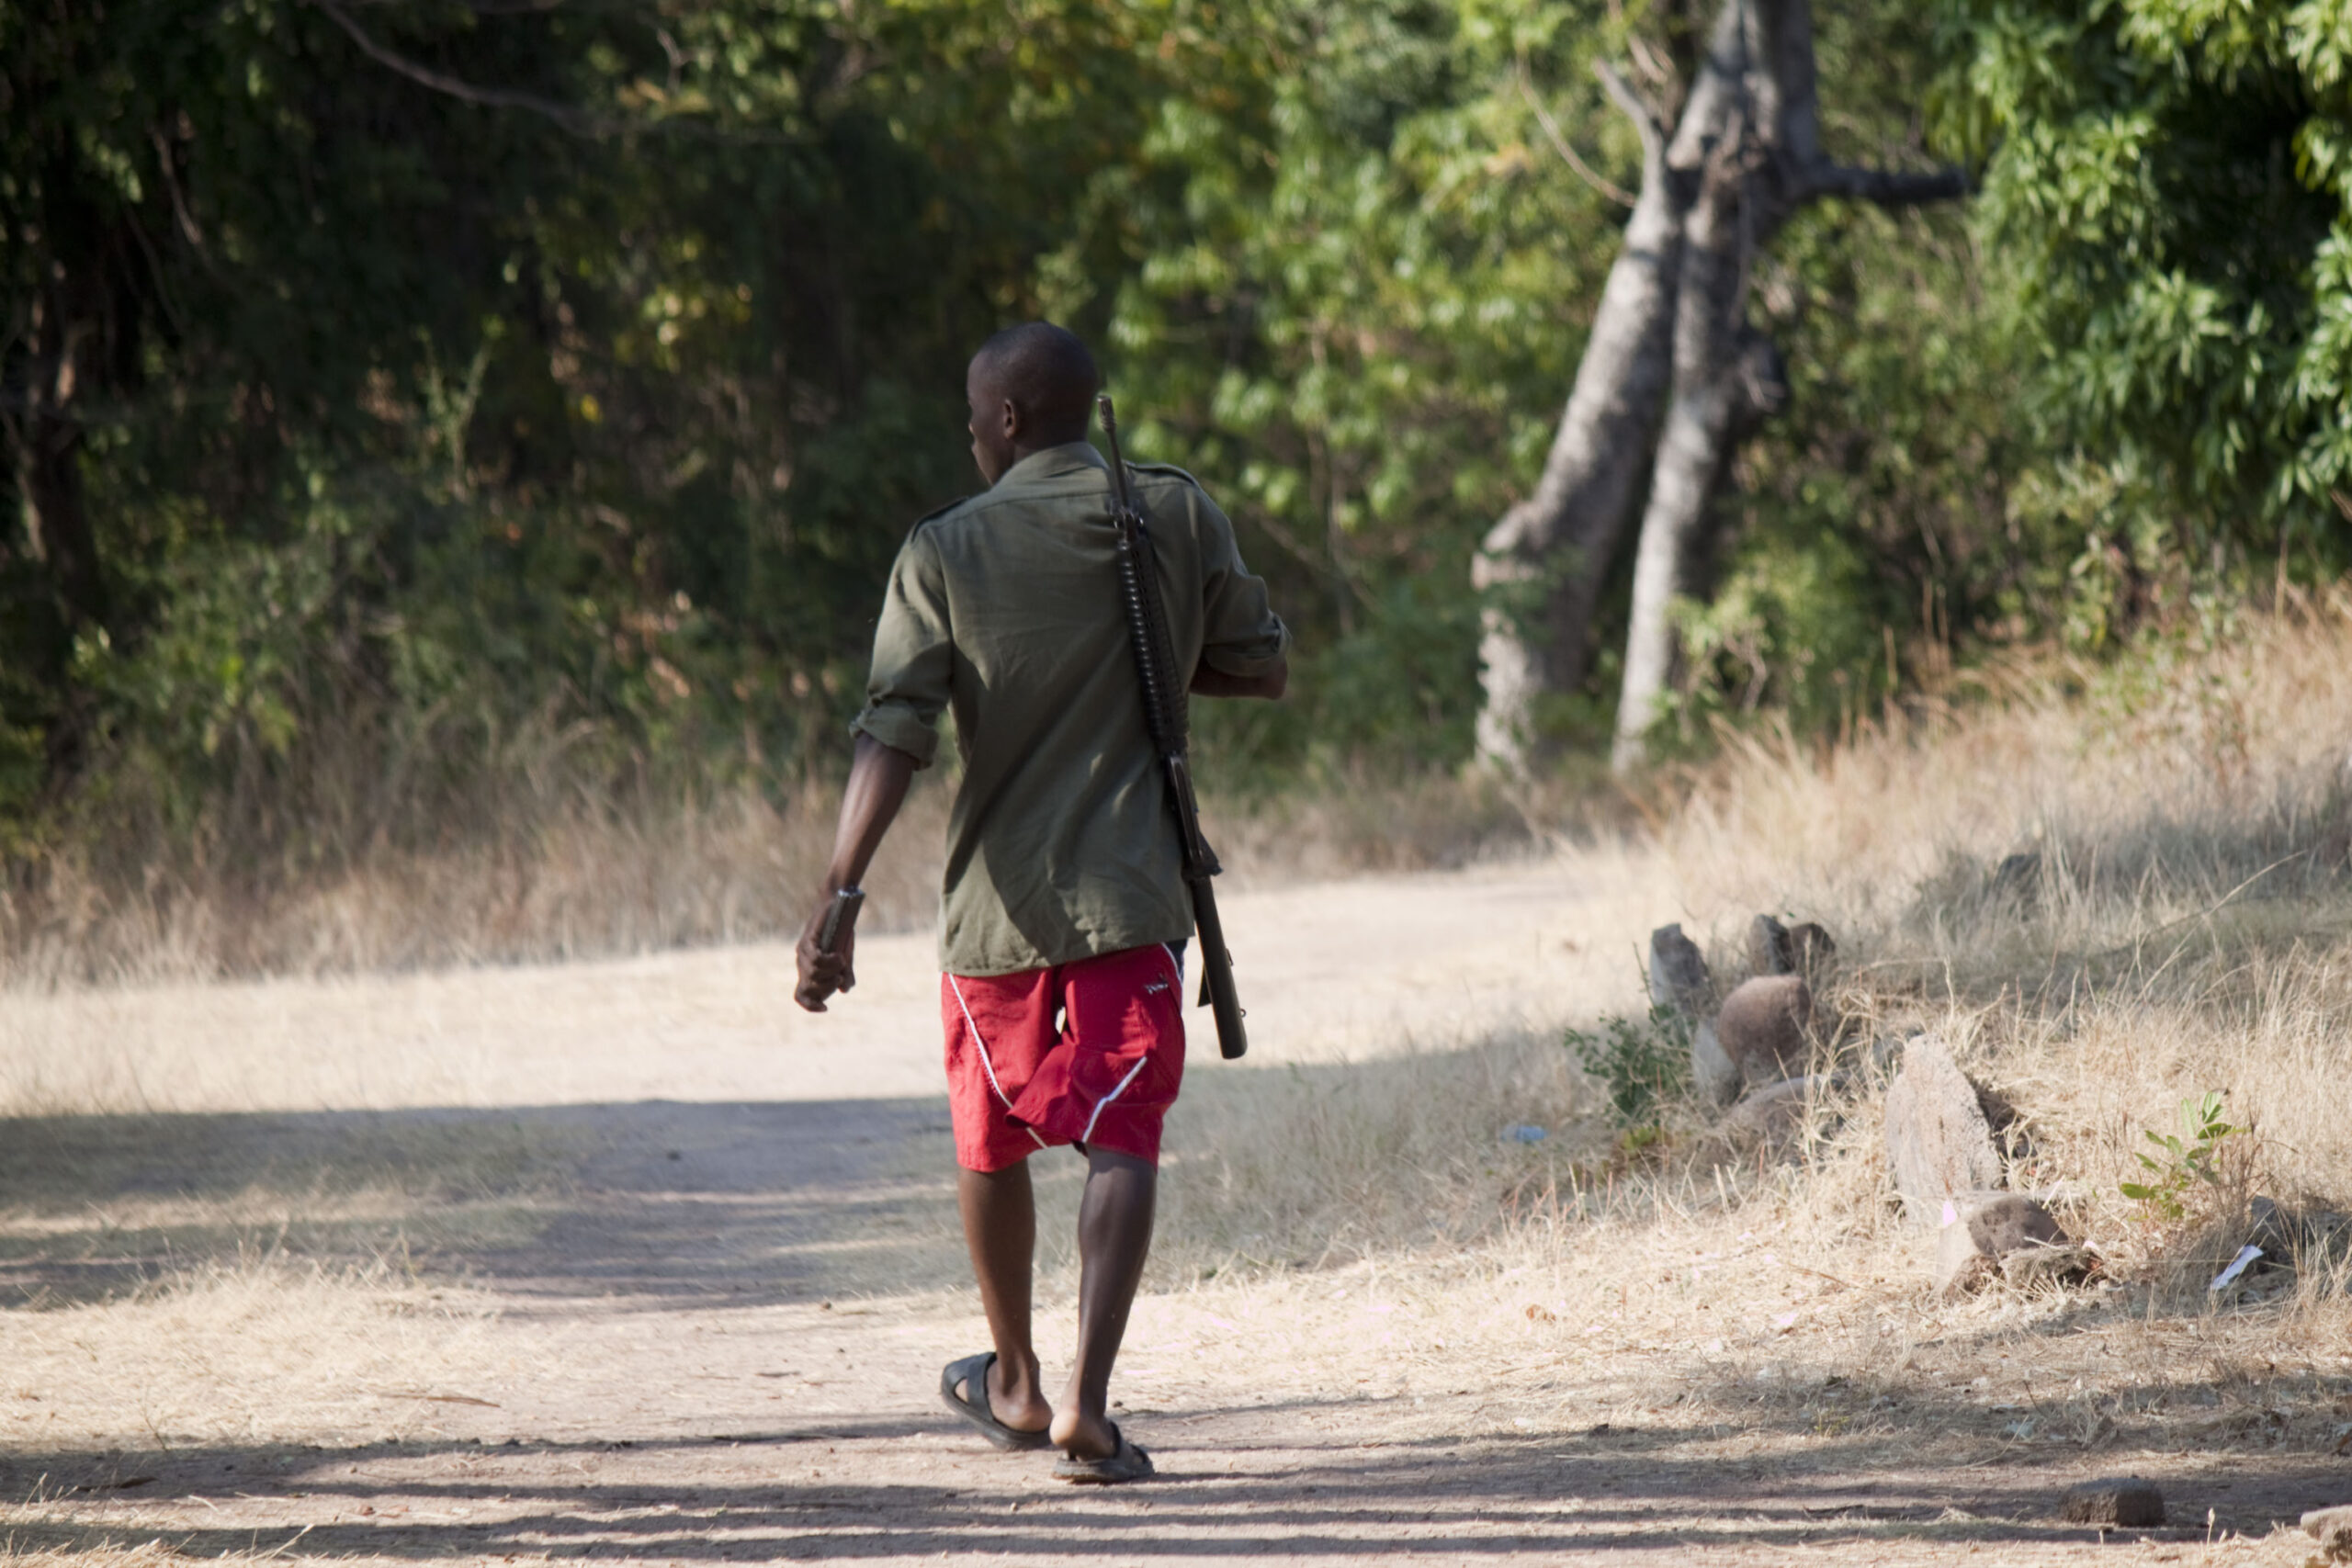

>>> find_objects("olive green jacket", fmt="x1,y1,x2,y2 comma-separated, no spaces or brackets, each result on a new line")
853,442,1288,976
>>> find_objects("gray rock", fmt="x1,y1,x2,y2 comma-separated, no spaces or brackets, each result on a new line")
1884,1034,2006,1225
1692,1019,1740,1110
2250,1196,2352,1262
1715,975,1814,1088
1748,914,1796,976
1648,923,1714,1017
2061,1478,2165,1528
1993,851,2042,902
1788,920,1837,975
1747,914,1837,979
1937,1193,2073,1296
2303,1505,2352,1562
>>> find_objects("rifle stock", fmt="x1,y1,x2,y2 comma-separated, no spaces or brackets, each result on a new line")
1098,394,1248,1061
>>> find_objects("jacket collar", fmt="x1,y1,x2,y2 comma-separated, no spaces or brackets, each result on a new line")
993,441,1108,490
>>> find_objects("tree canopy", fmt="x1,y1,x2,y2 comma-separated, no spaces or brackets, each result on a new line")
2,0,2346,867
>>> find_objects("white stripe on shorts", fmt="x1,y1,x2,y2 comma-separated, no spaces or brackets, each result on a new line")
946,973,1047,1148
1080,1052,1152,1146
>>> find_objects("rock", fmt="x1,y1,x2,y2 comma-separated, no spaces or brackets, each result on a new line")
1937,1193,2073,1296
1648,923,1714,1017
2302,1505,2352,1562
1992,851,2042,902
1652,925,1736,1107
1724,1074,1836,1144
1748,914,1796,976
2061,1477,2165,1528
1692,1019,1740,1110
1715,975,1814,1088
1884,1034,2007,1225
1747,915,1838,979
2249,1196,2352,1262
1788,921,1837,974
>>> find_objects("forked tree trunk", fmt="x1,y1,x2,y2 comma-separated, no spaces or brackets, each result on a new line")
1610,0,1965,773
1470,68,1684,772
1474,0,1964,774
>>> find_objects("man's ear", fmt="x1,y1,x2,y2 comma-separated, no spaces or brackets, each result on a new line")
999,397,1022,442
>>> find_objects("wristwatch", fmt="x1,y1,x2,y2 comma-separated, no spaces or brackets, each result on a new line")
817,886,865,953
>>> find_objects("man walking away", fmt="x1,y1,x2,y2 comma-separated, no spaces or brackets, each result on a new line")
792,321,1289,1483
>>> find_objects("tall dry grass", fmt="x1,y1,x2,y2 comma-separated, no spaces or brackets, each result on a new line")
0,748,1563,991
0,781,956,990
1144,592,2352,1309
1659,592,2352,1265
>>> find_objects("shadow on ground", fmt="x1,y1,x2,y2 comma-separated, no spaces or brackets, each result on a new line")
1,1415,2341,1561
0,1098,964,1309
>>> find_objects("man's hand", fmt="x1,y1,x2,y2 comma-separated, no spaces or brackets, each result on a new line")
792,734,919,1018
795,904,855,1012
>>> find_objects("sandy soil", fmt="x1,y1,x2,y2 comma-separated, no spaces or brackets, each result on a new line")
2,863,2344,1563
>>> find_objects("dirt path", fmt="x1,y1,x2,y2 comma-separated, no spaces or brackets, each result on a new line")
2,863,2341,1563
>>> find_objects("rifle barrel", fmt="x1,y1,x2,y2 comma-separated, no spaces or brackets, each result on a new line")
1098,393,1247,1060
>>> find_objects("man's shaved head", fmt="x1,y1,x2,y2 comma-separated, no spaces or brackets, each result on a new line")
966,323,1100,483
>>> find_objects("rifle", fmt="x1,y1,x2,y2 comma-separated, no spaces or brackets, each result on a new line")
1097,394,1248,1061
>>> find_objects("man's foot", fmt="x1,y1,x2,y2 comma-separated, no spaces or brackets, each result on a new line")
1051,1423,1154,1484
940,1352,1052,1450
1049,1404,1120,1461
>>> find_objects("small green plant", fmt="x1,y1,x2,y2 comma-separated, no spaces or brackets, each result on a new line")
2119,1092,2240,1221
1566,1008,1690,1130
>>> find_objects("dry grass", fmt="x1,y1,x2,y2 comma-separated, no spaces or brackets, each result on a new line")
1,1258,518,1451
0,782,955,989
1119,592,2352,1451
0,750,1560,990
1654,591,2352,1265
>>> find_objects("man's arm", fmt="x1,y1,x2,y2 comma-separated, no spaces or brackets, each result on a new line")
1190,654,1288,700
794,733,921,1012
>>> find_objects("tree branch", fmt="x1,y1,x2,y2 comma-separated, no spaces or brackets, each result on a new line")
308,0,611,138
1516,68,1634,208
1800,161,1970,208
1593,61,1668,165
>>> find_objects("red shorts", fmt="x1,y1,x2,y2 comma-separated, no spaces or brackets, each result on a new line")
941,944,1187,1172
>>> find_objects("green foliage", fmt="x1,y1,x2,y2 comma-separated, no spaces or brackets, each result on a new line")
2119,1091,2242,1222
1055,0,1638,773
16,0,2303,881
1931,0,2352,612
1565,1008,1691,1129
0,0,1168,839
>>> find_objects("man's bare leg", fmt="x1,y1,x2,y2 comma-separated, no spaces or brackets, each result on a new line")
956,1161,1053,1433
1050,1146,1158,1458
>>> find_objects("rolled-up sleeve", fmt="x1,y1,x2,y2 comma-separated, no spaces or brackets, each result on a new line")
851,527,952,767
1193,492,1289,676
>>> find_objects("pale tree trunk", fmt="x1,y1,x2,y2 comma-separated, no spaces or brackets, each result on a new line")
1471,0,1770,770
1608,0,1965,773
1471,66,1683,772
1475,0,1963,774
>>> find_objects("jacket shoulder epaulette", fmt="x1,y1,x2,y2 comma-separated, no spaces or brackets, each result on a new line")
1125,460,1203,490
905,493,975,540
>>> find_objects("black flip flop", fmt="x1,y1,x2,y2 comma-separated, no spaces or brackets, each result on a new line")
937,1352,1051,1451
1052,1423,1154,1484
